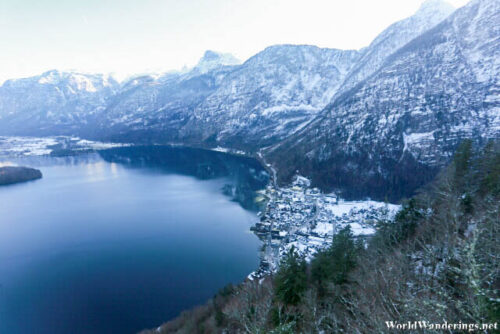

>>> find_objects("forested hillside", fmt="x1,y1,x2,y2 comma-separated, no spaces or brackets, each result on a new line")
142,139,499,333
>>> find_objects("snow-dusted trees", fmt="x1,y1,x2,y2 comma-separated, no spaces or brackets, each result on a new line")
143,140,499,334
311,225,360,296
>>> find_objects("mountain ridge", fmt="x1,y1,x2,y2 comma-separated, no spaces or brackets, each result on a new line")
265,0,499,200
0,0,498,201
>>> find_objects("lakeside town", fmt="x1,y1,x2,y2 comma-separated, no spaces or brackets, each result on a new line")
249,175,401,279
0,135,401,280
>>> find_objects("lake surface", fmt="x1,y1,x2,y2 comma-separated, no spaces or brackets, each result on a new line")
0,146,268,334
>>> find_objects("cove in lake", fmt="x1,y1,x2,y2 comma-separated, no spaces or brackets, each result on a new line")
0,146,268,334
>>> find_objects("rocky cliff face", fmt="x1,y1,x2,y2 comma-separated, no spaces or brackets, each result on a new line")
266,0,499,200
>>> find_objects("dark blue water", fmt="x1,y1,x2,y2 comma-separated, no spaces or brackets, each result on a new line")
0,146,268,334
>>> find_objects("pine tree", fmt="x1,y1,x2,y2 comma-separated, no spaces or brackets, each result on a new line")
274,246,307,305
311,225,359,296
375,198,422,246
453,139,473,190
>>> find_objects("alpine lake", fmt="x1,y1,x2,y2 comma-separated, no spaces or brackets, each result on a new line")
0,144,269,334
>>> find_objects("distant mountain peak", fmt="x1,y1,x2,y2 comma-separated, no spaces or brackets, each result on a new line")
34,70,117,92
194,50,240,74
416,0,455,15
38,69,63,84
41,69,61,76
336,0,455,94
201,50,226,60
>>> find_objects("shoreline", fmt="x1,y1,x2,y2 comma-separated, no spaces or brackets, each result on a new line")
1,135,402,332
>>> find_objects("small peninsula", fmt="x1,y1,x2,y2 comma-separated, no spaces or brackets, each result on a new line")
0,166,42,185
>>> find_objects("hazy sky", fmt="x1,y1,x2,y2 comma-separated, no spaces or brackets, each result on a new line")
0,0,469,83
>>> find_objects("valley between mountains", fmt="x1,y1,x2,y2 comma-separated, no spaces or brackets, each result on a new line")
1,0,498,201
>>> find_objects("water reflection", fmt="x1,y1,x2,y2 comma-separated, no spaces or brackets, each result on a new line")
98,146,269,211
0,145,269,334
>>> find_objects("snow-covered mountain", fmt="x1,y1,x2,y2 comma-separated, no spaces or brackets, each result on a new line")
338,0,455,94
0,0,498,201
88,45,361,146
0,1,457,146
178,45,361,148
190,50,241,75
0,70,118,135
266,0,500,200
92,64,238,142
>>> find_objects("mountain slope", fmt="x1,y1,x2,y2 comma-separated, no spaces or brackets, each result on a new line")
338,0,455,94
190,50,241,75
178,45,361,149
0,1,462,152
0,70,118,136
142,140,500,334
92,46,361,148
266,0,500,201
91,65,238,143
0,0,498,203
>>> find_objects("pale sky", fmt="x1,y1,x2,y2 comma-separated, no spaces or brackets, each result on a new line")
0,0,470,83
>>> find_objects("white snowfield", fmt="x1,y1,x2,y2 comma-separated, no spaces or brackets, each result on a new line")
320,200,401,236
0,136,128,157
325,200,400,218
0,136,58,156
